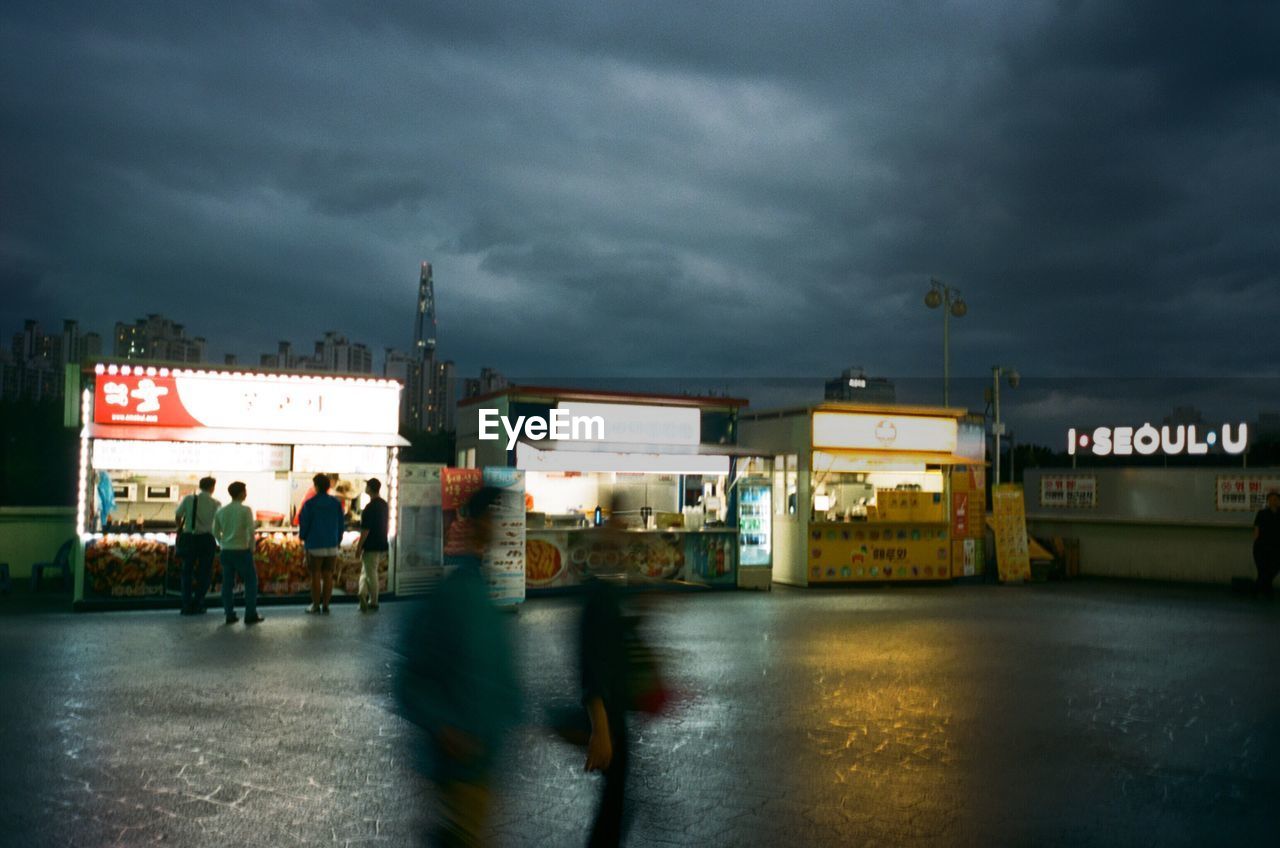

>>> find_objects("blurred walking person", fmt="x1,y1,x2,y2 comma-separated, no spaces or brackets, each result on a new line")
396,486,521,847
1254,490,1280,597
299,473,344,614
355,477,389,612
175,476,220,615
214,481,263,625
580,572,632,847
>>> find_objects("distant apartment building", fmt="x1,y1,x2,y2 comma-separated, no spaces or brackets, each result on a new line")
259,332,373,374
3,319,101,400
113,314,205,363
463,367,509,400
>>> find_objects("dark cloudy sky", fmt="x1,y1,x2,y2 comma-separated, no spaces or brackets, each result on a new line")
3,0,1278,398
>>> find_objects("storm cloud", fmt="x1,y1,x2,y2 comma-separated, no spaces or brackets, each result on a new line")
2,0,1278,396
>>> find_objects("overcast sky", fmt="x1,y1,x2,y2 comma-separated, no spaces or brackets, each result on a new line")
3,1,1278,410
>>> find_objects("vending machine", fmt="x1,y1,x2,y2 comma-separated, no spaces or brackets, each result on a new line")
736,476,773,590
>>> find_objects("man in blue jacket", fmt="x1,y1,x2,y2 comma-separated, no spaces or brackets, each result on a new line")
299,473,345,614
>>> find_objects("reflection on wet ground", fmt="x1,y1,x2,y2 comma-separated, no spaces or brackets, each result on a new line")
1,582,1278,846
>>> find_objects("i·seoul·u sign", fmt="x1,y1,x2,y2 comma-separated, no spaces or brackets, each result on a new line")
1067,422,1248,457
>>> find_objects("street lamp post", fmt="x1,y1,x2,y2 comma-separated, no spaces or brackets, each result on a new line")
991,365,1020,485
924,279,967,406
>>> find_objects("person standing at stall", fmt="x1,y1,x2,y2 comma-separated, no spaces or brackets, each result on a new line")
299,472,344,614
355,477,389,613
1253,490,1280,598
214,481,263,625
175,476,220,615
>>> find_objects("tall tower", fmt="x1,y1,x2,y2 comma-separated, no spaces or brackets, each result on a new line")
415,262,437,358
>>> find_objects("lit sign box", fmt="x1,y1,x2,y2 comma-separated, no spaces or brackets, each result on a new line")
812,412,957,454
293,444,389,475
1067,423,1247,457
516,443,729,475
92,440,290,472
92,367,400,436
557,402,701,446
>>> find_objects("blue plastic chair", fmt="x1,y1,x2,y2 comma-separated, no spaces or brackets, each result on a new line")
31,539,74,592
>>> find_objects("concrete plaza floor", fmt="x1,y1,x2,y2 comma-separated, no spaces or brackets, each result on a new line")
1,582,1278,847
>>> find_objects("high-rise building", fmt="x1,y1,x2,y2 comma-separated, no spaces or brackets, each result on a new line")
261,333,373,374
403,261,449,432
416,262,438,361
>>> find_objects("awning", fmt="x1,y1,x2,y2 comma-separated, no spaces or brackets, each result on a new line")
516,438,760,456
812,448,985,472
516,439,734,474
85,423,410,448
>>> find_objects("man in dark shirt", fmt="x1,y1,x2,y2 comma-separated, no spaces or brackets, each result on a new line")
1254,490,1280,597
356,478,389,612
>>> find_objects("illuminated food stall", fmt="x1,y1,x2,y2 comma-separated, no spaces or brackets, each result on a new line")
739,403,984,586
71,361,409,608
454,386,759,592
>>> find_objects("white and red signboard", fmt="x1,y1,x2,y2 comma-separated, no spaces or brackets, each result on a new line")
1039,475,1098,509
1215,475,1280,512
92,367,400,436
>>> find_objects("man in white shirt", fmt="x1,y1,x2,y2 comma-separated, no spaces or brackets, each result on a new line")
213,481,263,625
175,476,221,615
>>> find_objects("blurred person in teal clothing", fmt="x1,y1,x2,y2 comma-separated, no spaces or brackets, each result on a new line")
396,486,521,847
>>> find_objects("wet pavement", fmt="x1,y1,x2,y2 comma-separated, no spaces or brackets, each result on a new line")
2,582,1279,847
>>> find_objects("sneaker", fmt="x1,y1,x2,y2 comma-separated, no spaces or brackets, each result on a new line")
359,596,369,613
370,603,379,611
244,614,265,625
306,604,321,614
225,613,239,625
321,605,330,615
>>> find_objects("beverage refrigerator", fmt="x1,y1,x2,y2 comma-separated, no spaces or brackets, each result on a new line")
736,476,773,590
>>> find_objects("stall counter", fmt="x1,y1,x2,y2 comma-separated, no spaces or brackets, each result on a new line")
525,526,738,590
807,521,951,583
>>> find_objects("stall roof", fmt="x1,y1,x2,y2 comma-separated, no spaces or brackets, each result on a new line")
812,448,986,467
741,401,969,421
515,437,761,456
459,384,748,410
86,423,410,447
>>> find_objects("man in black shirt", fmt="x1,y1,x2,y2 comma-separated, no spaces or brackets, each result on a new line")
1254,491,1280,597
356,478,390,612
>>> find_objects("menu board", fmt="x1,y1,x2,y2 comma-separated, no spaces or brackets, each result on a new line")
482,467,526,607
992,484,1031,583
1039,475,1098,509
1215,475,1280,512
807,524,950,582
440,467,525,605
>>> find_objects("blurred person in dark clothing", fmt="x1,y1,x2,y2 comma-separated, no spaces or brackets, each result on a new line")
580,573,633,847
397,486,521,847
1254,490,1280,597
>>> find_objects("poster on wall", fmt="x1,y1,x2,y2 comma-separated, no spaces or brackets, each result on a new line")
1039,475,1098,509
1215,475,1280,512
992,484,1031,583
396,463,443,596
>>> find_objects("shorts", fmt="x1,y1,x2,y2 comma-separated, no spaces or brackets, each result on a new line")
307,553,337,574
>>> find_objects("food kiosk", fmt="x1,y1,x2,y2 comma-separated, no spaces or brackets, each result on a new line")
454,386,764,592
739,403,984,586
72,361,409,608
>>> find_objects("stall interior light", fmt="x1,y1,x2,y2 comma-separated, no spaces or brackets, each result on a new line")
387,447,399,542
76,388,91,536
89,364,401,388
